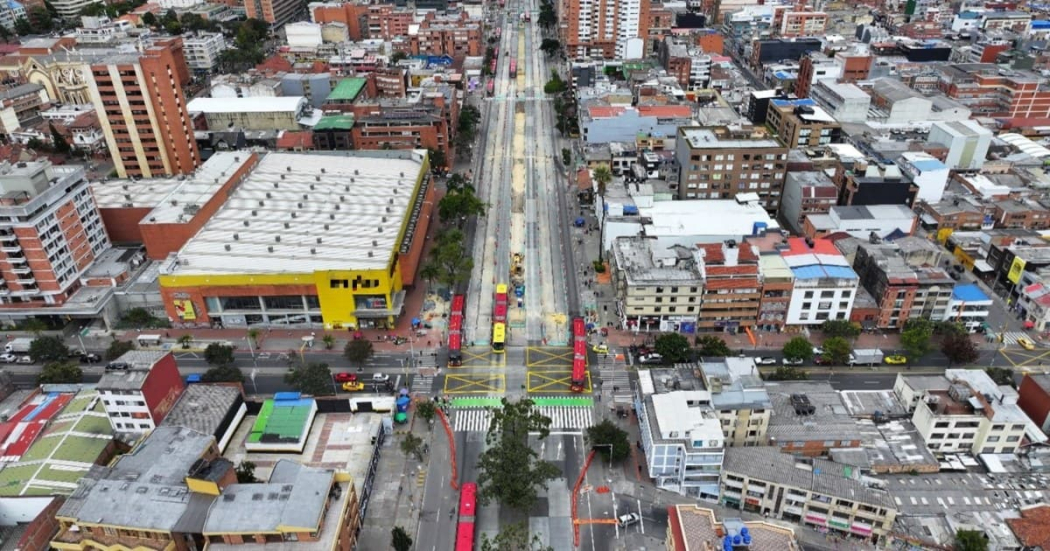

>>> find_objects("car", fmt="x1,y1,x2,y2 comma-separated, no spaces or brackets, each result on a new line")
342,381,365,392
813,355,831,365
105,362,130,371
782,357,804,366
82,353,101,363
638,353,663,364
884,355,908,365
812,346,824,356
334,372,358,383
592,344,609,355
0,353,16,363
617,513,640,527
372,373,390,383
754,357,777,366
17,356,33,364
1017,337,1036,350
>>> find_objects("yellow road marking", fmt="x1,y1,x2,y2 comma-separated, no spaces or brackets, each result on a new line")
526,371,593,394
526,346,577,368
999,348,1050,368
444,373,506,394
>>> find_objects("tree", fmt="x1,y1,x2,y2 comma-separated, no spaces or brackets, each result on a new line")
561,147,572,167
321,334,335,350
654,333,691,363
438,186,486,227
123,307,155,327
391,526,413,551
477,398,559,511
49,123,71,155
942,332,979,368
782,336,814,361
954,529,988,551
235,461,257,483
400,433,425,461
540,38,561,57
538,0,557,29
106,339,135,360
0,22,11,42
391,51,408,64
247,328,260,347
821,319,861,338
285,362,335,396
428,148,447,172
822,336,851,365
585,419,630,462
764,366,809,381
177,334,193,349
900,321,933,360
543,71,567,94
202,365,244,383
934,320,966,336
985,367,1015,387
19,318,47,334
420,263,440,289
29,336,68,362
141,11,157,27
14,17,31,36
592,164,613,262
38,361,83,384
696,335,731,357
479,521,554,551
416,400,437,423
204,343,235,367
344,339,374,368
425,229,474,290
26,6,53,33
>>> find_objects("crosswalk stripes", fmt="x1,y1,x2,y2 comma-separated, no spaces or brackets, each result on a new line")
599,370,631,391
411,374,434,393
451,406,594,432
416,469,426,487
1000,331,1034,346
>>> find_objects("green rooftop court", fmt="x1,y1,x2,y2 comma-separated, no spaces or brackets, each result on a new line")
326,78,366,104
313,114,356,131
73,415,113,435
245,393,317,453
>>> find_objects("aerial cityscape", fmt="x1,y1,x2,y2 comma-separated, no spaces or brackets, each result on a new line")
2,0,1050,549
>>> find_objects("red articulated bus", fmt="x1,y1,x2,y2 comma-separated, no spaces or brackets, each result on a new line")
490,59,497,74
486,80,494,96
455,482,477,551
494,46,499,57
447,294,465,367
492,283,508,353
509,59,517,78
570,316,587,393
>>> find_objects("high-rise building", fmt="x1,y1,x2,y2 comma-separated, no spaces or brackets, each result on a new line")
86,38,200,179
245,0,300,27
675,126,788,211
559,0,651,59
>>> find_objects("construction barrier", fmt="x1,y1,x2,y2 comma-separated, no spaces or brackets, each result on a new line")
436,407,458,490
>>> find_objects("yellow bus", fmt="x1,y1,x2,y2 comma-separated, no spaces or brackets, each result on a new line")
492,322,506,353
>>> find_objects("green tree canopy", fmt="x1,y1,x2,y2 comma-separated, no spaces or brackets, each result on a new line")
477,398,559,512
235,461,257,483
954,529,988,551
585,419,630,462
696,335,731,357
591,164,612,197
415,400,437,423
822,336,852,365
391,526,413,551
540,38,561,56
38,361,83,385
900,320,933,359
106,340,135,360
782,336,814,361
654,333,691,363
985,367,1015,387
424,229,474,290
764,366,809,381
203,343,235,367
343,339,374,367
400,433,425,461
29,336,69,363
821,319,861,338
202,365,244,383
942,332,980,368
285,362,335,396
438,186,486,226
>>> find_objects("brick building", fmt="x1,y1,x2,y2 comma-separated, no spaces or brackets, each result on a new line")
1017,374,1050,433
697,242,761,332
675,126,788,212
410,11,482,57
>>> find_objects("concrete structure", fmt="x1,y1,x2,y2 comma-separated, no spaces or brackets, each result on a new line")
0,161,110,310
794,51,841,100
757,252,793,331
182,32,227,72
187,97,311,132
666,504,799,550
765,98,840,148
833,160,916,208
635,370,725,500
852,242,954,329
158,150,434,330
96,350,186,434
86,38,201,179
928,120,993,171
804,205,918,240
160,384,246,453
697,242,761,332
1017,374,1050,434
779,9,827,37
286,21,323,50
780,171,837,235
697,358,772,447
558,0,650,59
897,152,949,204
675,126,788,211
720,447,898,541
942,283,991,333
611,237,704,333
809,81,870,124
766,381,866,456
779,238,858,326
899,369,1046,454
581,104,692,145
867,78,971,125
245,0,300,27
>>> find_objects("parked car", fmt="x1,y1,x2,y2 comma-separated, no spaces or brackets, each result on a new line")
334,372,357,383
17,356,33,364
105,362,130,371
813,355,831,366
812,346,824,356
781,357,804,366
884,355,908,365
617,513,640,527
372,373,390,383
592,344,609,355
1017,337,1036,350
80,353,101,364
638,353,663,364
342,381,365,392
754,357,777,366
0,353,16,363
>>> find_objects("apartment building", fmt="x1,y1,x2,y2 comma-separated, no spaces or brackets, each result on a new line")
832,159,917,208
780,171,838,235
86,38,201,179
245,0,300,27
765,98,841,148
914,195,988,231
675,126,788,211
1017,374,1050,433
0,160,110,309
899,369,1043,455
636,370,725,499
410,11,482,57
558,0,650,59
938,64,1050,118
853,242,953,329
942,283,991,333
698,358,772,447
611,237,704,333
794,52,841,99
96,351,185,433
351,105,454,171
182,32,228,72
721,447,898,541
779,10,827,37
697,241,761,332
779,238,858,326
757,253,793,331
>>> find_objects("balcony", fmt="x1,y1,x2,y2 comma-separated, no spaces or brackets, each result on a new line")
5,255,26,265
0,233,16,242
0,244,21,254
11,266,31,275
15,276,35,285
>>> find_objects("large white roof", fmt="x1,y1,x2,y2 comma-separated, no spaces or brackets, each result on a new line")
187,96,307,114
164,151,427,275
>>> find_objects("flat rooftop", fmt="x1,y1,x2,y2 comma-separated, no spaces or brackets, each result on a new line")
160,385,243,439
187,96,307,114
162,150,427,275
96,350,169,391
766,381,874,443
680,126,782,149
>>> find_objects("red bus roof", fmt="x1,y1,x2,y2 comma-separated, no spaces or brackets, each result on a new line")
459,482,477,515
493,303,507,322
448,332,462,352
451,294,465,314
573,316,586,335
454,521,475,551
448,312,463,333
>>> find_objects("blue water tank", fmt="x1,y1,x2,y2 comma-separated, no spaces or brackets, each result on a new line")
743,535,752,545
733,535,742,545
623,205,639,215
741,527,749,536
752,221,767,235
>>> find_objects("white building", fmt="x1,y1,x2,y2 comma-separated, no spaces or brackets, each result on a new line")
0,0,26,31
928,120,993,171
779,237,858,325
897,369,1047,455
96,351,186,434
806,205,917,240
897,151,949,204
157,0,201,8
809,81,870,124
49,0,103,20
941,284,991,333
183,32,228,72
636,370,725,500
285,21,323,50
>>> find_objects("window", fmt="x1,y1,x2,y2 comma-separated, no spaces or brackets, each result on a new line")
986,436,1000,443
1007,435,1020,442
804,291,814,299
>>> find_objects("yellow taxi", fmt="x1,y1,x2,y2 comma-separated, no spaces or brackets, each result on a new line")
1017,337,1036,350
342,381,365,392
884,355,908,365
592,344,610,355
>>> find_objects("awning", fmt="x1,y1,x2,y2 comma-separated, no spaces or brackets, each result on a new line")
973,259,994,272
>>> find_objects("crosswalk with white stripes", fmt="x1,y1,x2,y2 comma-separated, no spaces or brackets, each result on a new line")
411,373,435,393
1000,331,1037,346
451,406,594,433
